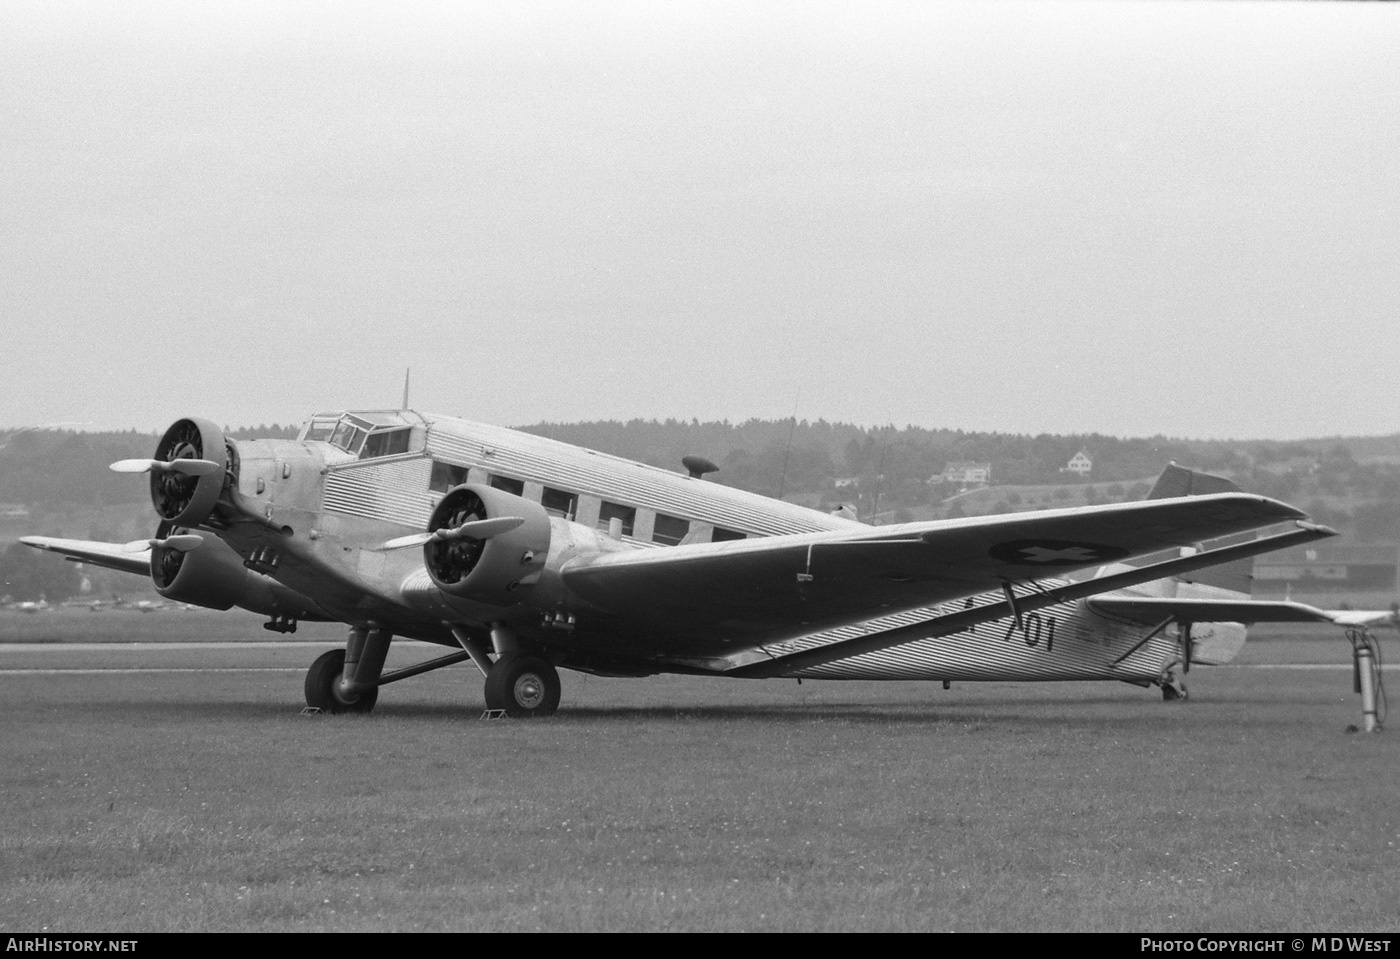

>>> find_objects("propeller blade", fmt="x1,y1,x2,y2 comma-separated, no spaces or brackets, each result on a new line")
443,517,526,540
161,534,205,552
111,459,161,473
122,534,204,554
164,459,223,477
379,516,526,551
380,531,434,551
110,458,222,477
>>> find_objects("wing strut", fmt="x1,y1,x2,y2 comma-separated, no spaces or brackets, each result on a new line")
1002,582,1025,631
1111,617,1175,666
728,521,1334,678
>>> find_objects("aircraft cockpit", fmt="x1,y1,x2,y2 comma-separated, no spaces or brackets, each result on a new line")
299,411,424,460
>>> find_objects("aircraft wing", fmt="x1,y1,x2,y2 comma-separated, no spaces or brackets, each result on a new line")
561,492,1311,652
1088,596,1399,629
20,536,151,577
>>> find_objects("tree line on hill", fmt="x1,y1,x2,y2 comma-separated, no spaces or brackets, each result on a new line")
518,420,1400,539
2,420,1398,543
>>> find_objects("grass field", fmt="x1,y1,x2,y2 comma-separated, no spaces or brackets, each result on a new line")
1,613,1397,931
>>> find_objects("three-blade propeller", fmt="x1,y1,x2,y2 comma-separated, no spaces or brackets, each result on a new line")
110,458,224,477
380,516,525,551
122,534,205,554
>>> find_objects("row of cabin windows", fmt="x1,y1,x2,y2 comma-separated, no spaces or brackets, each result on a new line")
426,462,746,546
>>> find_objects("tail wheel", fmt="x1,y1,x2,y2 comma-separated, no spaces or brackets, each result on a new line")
484,654,561,718
1161,677,1188,702
305,649,378,714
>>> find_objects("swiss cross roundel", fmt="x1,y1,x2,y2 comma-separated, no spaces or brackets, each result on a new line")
988,539,1131,566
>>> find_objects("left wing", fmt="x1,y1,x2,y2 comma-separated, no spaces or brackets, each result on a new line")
562,492,1313,653
21,536,151,576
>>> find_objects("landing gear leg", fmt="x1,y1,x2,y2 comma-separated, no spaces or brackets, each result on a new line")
304,625,392,714
484,653,561,718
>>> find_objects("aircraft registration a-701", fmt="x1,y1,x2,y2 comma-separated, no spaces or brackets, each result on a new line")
19,411,1382,720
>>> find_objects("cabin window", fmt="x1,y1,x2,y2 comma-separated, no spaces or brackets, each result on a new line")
429,461,469,493
361,428,411,459
597,501,636,537
490,475,525,497
652,513,689,546
542,487,577,520
712,527,746,542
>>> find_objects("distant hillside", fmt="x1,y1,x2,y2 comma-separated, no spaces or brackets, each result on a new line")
2,420,1398,544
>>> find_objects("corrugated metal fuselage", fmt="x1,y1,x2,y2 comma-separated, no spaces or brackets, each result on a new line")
223,411,1189,684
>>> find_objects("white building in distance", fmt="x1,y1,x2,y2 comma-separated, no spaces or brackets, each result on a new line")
1062,451,1092,476
936,462,992,487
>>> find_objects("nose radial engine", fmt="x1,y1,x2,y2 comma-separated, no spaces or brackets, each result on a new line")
148,418,229,527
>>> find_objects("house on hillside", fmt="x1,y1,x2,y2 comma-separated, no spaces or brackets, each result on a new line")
934,462,991,488
1061,451,1092,477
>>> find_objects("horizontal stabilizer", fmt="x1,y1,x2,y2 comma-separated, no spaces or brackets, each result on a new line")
1088,596,1399,629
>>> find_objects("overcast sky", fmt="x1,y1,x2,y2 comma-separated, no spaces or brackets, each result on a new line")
2,1,1397,440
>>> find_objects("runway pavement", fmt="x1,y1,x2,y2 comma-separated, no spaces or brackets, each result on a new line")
0,641,1392,674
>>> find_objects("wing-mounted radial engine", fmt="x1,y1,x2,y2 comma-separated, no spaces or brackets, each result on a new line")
146,519,324,621
111,417,231,528
421,484,552,606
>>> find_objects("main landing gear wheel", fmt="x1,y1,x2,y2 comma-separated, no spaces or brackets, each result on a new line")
484,653,561,718
305,648,378,714
1161,676,1188,702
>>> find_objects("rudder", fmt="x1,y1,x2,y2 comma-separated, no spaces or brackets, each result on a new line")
1146,463,1254,596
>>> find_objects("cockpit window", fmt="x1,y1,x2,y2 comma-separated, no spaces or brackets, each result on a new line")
361,428,410,459
329,420,368,455
303,417,338,442
320,413,415,459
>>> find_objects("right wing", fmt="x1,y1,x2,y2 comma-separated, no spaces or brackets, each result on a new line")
561,491,1316,656
21,536,151,577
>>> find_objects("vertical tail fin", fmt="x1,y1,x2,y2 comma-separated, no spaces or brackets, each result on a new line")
1146,463,1254,596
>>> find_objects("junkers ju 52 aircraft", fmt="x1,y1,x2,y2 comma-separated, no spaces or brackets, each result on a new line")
20,410,1365,719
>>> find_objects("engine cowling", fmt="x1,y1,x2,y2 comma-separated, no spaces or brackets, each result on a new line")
150,417,229,527
424,483,551,605
150,521,317,617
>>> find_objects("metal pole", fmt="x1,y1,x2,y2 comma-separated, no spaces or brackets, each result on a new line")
1356,640,1380,734
1346,627,1382,734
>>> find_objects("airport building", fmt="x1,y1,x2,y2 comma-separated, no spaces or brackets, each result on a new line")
1253,542,1400,609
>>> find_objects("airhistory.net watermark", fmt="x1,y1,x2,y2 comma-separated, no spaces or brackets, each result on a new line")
5,941,136,953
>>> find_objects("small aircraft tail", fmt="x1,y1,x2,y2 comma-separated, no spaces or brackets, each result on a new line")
1145,463,1255,599
1098,464,1258,665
